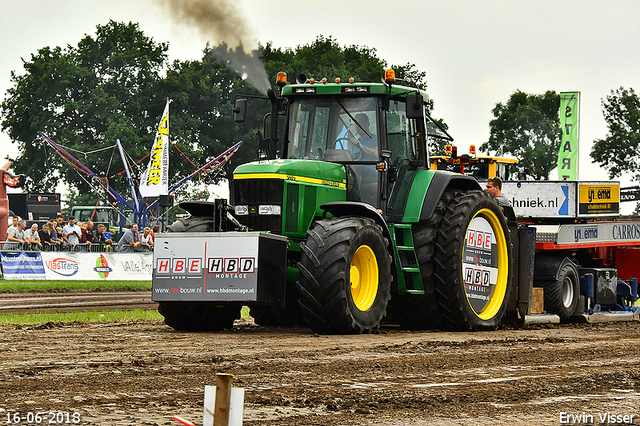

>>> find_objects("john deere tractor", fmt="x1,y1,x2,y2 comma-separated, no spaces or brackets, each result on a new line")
152,69,517,334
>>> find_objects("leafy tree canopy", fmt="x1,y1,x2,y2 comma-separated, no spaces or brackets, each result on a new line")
1,27,441,205
590,87,640,180
480,90,561,180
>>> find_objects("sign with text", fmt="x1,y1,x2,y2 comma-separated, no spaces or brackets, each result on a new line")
1,252,152,280
577,182,620,217
558,91,580,180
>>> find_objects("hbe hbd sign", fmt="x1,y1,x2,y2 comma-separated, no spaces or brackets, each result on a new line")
152,232,287,304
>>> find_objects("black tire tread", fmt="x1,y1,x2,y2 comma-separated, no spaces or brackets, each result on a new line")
433,190,512,331
391,190,456,330
297,217,391,334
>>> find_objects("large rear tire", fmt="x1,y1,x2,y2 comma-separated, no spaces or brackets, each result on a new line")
297,217,392,334
390,191,455,330
157,216,242,331
434,191,513,331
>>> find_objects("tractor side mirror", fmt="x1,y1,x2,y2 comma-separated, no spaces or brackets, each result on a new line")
233,99,247,122
405,93,424,119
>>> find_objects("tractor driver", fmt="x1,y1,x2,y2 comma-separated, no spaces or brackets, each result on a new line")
349,113,378,160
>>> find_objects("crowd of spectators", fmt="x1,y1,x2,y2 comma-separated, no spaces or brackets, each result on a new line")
1,214,159,253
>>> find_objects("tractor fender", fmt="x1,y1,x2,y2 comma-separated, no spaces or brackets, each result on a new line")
320,201,391,241
320,201,397,283
419,172,482,221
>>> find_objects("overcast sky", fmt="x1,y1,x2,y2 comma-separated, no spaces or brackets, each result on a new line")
2,0,640,195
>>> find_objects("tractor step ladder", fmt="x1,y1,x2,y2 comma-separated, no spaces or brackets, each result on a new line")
389,223,424,294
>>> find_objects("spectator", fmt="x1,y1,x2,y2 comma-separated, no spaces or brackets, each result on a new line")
79,222,92,251
118,223,142,252
140,227,154,251
38,223,53,251
6,219,26,250
151,225,161,238
56,214,65,229
5,215,19,242
86,220,97,242
93,223,113,252
62,217,81,250
24,223,43,250
56,227,64,246
485,177,510,207
48,221,63,247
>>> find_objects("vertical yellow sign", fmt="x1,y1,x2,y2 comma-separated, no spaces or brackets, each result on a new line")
558,92,580,180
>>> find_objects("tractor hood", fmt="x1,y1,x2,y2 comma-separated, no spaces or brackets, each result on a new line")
233,159,347,189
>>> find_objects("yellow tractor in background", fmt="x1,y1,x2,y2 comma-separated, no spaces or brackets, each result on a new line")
429,145,517,181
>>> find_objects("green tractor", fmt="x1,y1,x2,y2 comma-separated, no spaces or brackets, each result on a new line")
152,69,517,334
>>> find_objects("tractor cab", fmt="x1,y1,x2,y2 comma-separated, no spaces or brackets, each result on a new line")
275,70,454,211
429,145,517,182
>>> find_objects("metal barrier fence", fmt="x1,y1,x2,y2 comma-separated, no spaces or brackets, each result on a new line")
0,241,152,253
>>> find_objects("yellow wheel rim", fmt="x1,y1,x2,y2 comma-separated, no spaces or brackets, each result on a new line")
350,245,379,311
463,208,509,320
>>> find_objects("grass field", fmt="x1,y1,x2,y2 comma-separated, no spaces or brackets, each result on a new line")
0,309,163,325
0,279,151,292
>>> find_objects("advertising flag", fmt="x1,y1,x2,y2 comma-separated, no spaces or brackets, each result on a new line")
558,92,580,180
139,99,170,197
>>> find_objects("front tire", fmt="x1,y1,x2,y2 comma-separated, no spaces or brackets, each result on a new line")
158,302,240,331
434,191,513,331
297,217,392,334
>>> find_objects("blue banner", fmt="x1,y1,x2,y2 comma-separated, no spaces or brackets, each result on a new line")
1,251,46,279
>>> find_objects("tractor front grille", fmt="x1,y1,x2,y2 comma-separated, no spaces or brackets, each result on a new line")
233,179,283,234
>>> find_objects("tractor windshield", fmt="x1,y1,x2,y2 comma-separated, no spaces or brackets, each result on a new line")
286,97,379,162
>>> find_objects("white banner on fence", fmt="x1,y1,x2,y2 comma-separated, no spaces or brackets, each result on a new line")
1,252,153,280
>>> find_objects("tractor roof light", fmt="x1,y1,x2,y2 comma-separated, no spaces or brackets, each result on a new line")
276,72,287,87
445,145,452,155
335,77,341,83
384,68,396,83
469,144,476,155
349,77,355,83
321,77,327,83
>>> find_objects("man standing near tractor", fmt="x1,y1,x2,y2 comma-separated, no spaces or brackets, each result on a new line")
485,177,510,207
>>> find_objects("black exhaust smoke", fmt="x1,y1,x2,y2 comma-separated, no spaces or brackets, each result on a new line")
154,0,271,95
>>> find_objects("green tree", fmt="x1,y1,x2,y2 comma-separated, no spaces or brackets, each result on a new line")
590,87,640,180
2,28,441,206
481,90,561,179
1,21,170,196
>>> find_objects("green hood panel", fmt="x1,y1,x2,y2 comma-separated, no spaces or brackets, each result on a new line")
234,159,347,188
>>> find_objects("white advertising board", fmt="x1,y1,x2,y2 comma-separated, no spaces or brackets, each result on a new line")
1,252,153,280
152,232,267,302
502,181,576,218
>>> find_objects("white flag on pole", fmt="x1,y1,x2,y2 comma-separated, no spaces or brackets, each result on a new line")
139,99,170,197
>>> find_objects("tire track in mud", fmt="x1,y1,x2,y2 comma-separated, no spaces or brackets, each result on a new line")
0,291,156,313
1,320,639,425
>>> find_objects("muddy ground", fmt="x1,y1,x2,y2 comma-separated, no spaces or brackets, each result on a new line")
2,319,640,426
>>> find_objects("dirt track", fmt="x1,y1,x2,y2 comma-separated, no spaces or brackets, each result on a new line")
2,319,640,426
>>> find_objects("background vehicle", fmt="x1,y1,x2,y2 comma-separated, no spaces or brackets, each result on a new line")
152,70,639,334
70,205,136,240
429,144,517,181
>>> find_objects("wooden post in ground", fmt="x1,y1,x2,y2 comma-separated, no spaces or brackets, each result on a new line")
213,373,234,426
